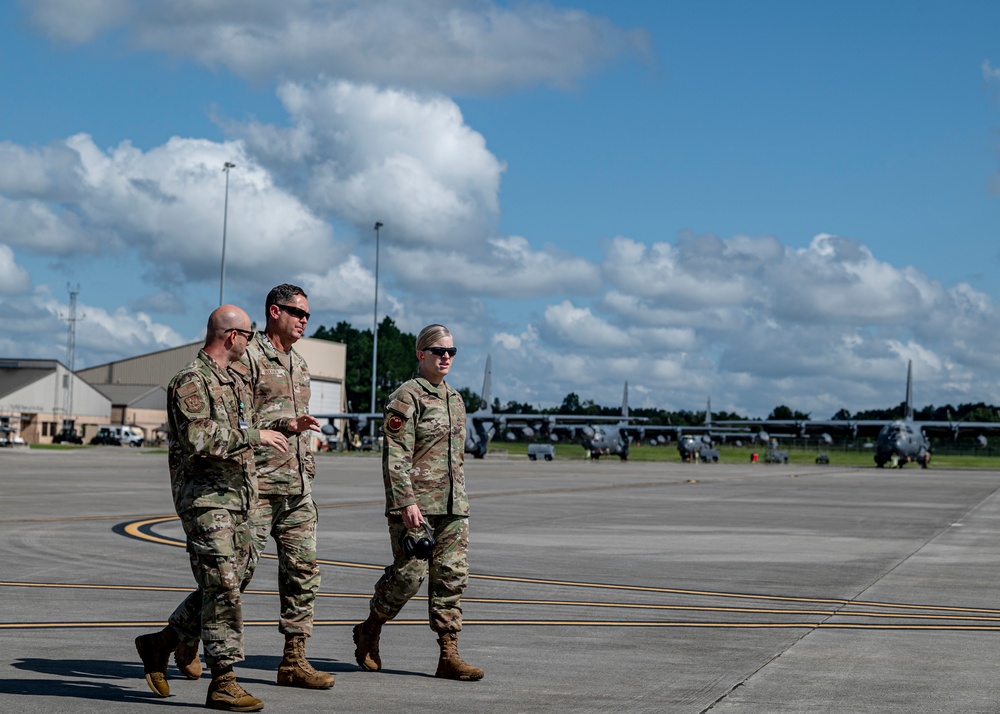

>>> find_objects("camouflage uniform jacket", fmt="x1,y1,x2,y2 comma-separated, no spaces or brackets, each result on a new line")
168,350,261,515
381,376,468,517
238,332,315,496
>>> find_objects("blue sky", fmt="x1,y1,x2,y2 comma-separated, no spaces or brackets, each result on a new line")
2,0,1000,417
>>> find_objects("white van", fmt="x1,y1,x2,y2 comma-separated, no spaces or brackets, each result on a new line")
91,425,145,447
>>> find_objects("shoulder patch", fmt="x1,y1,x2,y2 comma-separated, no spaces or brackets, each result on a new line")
175,377,207,415
384,412,406,437
183,393,206,413
386,399,415,419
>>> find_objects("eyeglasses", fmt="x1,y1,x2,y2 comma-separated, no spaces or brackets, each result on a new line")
276,304,310,320
423,346,457,357
230,328,255,340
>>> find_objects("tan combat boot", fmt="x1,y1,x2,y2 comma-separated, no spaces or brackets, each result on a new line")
352,614,384,671
134,625,180,697
276,633,335,689
434,631,484,681
206,668,264,712
174,638,203,679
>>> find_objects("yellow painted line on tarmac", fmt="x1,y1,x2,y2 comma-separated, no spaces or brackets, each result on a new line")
0,481,680,525
4,581,1000,626
122,515,183,546
0,512,177,524
2,619,999,631
119,512,1000,618
455,572,1000,615
0,581,197,594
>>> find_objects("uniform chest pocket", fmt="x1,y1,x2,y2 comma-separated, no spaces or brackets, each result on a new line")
414,414,449,444
207,387,235,419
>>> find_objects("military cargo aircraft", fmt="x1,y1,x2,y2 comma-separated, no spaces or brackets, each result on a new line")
483,380,659,460
510,392,748,462
579,383,637,460
677,434,719,462
665,398,754,462
489,382,646,460
600,397,750,463
718,361,1000,468
537,391,745,462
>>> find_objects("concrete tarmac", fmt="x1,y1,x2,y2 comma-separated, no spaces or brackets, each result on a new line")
3,447,1000,713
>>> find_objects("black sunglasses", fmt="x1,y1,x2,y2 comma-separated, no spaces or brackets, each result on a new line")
230,328,255,340
276,304,310,320
423,346,457,357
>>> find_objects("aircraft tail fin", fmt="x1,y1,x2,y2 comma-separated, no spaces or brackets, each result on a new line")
905,360,913,420
704,397,712,427
479,354,492,413
621,381,629,419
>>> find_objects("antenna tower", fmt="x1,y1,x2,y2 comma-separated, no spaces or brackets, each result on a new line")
64,284,81,419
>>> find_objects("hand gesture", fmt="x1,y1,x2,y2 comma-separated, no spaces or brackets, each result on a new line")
260,429,289,452
287,415,322,433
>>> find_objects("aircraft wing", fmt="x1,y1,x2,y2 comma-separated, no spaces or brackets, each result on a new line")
313,412,383,421
716,418,884,439
496,413,648,424
908,419,1000,441
714,418,1000,441
715,360,1000,445
311,412,384,436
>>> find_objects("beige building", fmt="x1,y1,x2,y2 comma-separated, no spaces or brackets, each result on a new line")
77,337,347,447
0,359,112,444
1,338,346,446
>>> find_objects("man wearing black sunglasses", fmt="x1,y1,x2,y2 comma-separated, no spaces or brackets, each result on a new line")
172,284,333,692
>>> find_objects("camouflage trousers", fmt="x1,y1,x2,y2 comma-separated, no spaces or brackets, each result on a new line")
246,492,321,635
369,514,469,633
168,508,252,669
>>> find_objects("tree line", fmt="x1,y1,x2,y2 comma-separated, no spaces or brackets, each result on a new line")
311,318,481,413
311,320,1000,425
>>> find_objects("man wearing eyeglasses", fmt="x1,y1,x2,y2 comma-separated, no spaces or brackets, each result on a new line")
172,283,334,690
135,304,292,711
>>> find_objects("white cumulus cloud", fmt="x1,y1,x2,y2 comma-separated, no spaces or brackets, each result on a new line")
0,245,31,295
235,80,504,250
24,0,649,94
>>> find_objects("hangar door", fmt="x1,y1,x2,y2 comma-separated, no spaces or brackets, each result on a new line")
309,379,343,415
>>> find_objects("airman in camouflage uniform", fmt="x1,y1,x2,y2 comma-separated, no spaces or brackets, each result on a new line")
353,324,484,681
134,305,290,712
237,284,331,689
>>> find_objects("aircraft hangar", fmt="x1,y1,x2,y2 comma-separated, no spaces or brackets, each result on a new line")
62,336,347,447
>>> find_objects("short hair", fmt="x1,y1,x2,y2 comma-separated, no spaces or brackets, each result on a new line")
265,284,307,312
416,324,452,352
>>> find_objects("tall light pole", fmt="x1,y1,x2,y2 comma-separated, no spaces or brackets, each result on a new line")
219,161,236,305
63,284,81,426
370,221,383,436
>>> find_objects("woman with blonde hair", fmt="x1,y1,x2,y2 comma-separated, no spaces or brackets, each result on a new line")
352,324,483,680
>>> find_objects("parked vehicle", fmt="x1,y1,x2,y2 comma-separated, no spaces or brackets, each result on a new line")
53,428,84,445
90,425,145,447
527,443,555,461
765,447,789,464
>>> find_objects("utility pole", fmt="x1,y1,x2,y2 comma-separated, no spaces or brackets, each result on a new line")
63,284,81,424
370,221,383,438
219,161,236,305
